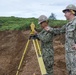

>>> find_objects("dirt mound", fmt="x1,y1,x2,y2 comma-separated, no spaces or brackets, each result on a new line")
53,35,68,75
0,31,68,75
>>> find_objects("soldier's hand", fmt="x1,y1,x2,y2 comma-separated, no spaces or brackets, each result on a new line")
34,30,38,34
72,44,76,50
44,26,50,31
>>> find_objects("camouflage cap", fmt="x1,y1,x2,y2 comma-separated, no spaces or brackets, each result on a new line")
38,15,48,24
63,4,76,13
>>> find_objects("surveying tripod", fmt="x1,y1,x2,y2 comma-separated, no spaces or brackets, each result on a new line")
16,22,47,75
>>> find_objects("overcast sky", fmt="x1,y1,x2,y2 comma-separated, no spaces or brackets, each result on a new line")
0,0,76,20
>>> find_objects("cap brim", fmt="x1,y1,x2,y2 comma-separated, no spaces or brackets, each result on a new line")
62,9,70,13
38,21,43,24
62,9,66,12
38,22,41,24
62,9,67,13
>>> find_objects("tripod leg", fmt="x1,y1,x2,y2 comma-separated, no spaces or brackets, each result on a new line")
35,39,41,55
32,39,47,75
16,40,30,75
32,40,39,57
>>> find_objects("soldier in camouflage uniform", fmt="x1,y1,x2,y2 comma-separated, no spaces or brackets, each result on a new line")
62,4,76,75
35,15,54,75
45,4,76,75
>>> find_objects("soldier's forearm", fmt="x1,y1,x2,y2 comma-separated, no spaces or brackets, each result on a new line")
37,33,51,43
53,28,61,35
48,27,65,35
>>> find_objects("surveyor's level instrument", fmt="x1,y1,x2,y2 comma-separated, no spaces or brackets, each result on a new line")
16,22,47,75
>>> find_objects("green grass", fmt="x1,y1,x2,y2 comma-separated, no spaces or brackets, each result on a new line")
0,16,68,31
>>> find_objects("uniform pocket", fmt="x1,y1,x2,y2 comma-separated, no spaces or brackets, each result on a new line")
67,32,74,38
67,24,75,37
73,52,76,67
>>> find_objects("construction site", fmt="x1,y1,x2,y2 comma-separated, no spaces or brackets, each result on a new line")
0,30,68,75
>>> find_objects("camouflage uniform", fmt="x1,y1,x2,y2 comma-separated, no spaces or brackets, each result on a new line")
37,25,64,75
37,16,76,75
37,29,54,75
53,17,76,75
63,17,76,75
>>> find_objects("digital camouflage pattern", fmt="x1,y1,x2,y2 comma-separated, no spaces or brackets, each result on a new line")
63,17,76,75
53,16,76,75
37,29,54,75
37,16,76,75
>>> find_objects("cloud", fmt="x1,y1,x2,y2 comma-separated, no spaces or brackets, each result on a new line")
0,0,76,19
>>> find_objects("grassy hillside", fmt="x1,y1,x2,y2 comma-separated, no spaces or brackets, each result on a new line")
0,16,67,31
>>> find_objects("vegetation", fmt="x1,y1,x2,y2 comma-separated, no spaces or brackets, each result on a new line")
49,13,56,20
0,16,68,31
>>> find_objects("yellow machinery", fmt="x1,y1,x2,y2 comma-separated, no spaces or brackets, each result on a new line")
16,22,47,75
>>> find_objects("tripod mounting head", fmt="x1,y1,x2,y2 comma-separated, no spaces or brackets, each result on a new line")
30,22,36,35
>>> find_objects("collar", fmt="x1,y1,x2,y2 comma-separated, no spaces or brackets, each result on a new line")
68,16,76,24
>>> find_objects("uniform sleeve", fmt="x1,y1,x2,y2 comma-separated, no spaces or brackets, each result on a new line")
60,25,66,33
48,25,66,35
73,23,76,44
67,23,76,43
53,28,61,35
35,28,42,32
37,30,52,43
